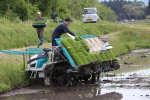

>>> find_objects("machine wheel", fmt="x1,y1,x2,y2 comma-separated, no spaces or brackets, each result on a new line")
79,75,91,84
91,74,96,83
111,61,120,70
91,72,100,84
51,67,70,86
114,62,120,70
82,76,89,83
73,78,79,86
103,63,110,72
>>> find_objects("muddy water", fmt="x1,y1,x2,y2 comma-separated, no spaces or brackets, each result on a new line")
0,74,149,100
0,84,150,100
0,86,123,100
1,49,150,100
132,49,150,53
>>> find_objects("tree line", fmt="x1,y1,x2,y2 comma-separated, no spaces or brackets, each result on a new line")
0,0,117,22
101,0,150,21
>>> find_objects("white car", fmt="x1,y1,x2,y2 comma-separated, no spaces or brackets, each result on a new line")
82,7,99,23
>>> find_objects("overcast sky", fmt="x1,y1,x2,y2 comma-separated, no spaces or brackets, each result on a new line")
98,0,149,5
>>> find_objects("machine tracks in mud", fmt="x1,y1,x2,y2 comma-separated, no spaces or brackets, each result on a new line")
29,61,120,87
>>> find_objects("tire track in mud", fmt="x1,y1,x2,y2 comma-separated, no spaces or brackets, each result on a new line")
100,69,150,88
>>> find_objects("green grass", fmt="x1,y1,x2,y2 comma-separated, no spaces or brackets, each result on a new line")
132,21,150,25
0,54,30,92
1,18,150,92
1,17,150,51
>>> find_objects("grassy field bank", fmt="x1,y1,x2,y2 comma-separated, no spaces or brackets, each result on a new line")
0,18,150,92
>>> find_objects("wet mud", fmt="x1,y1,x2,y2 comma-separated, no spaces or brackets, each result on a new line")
1,49,150,100
101,69,150,88
1,69,150,100
0,86,123,100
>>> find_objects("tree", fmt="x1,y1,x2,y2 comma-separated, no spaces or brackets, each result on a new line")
133,1,146,7
101,0,146,20
146,0,150,15
123,4,133,20
0,0,39,21
123,3,146,20
0,0,117,21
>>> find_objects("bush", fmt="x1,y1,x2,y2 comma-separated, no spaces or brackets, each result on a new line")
124,44,131,52
4,10,21,23
14,0,39,21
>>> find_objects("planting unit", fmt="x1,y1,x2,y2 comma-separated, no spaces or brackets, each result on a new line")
26,35,120,86
0,35,120,86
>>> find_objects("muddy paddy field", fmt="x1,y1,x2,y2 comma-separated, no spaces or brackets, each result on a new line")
0,49,150,100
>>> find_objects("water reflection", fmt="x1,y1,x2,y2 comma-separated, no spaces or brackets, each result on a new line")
0,85,123,100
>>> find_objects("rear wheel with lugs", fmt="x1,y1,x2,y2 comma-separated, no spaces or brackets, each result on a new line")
51,67,70,86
